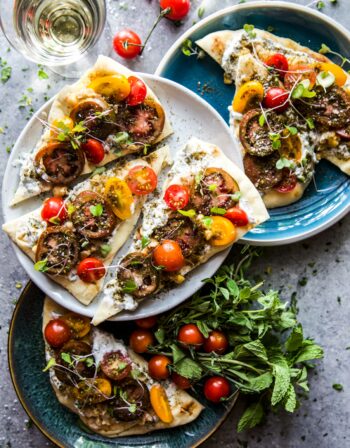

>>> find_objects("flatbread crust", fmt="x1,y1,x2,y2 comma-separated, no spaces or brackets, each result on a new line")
92,137,269,324
3,146,170,305
11,55,173,206
42,298,203,437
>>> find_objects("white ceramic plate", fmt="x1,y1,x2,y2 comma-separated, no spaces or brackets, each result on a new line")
2,73,243,320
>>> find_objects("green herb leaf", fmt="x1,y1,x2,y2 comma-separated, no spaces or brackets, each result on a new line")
285,324,304,352
61,352,73,365
276,157,295,170
178,209,196,218
34,259,48,272
285,126,298,136
171,344,186,363
48,216,61,225
42,358,56,372
154,327,165,344
128,403,137,413
292,83,305,99
100,244,112,258
202,216,213,228
284,384,297,412
259,114,266,127
306,117,315,130
85,357,94,368
210,207,226,215
91,166,106,177
67,204,75,215
173,357,202,380
141,235,150,249
319,43,331,54
231,191,242,201
121,280,137,294
270,350,291,406
38,67,49,79
248,372,273,392
90,204,103,217
181,39,195,57
113,132,130,144
332,383,343,391
208,184,217,192
198,6,205,18
237,401,264,432
243,24,256,39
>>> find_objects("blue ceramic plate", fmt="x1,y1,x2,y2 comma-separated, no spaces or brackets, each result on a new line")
156,1,350,245
8,281,238,448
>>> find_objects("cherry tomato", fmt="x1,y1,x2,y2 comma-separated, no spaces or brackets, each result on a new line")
284,64,317,91
177,323,205,349
204,376,231,403
77,257,106,283
266,53,289,78
153,240,185,272
203,330,229,354
41,197,68,225
129,329,155,353
263,87,289,112
80,139,105,165
171,372,192,389
275,173,297,193
44,318,71,348
135,315,158,329
126,76,147,106
164,184,190,210
148,355,171,380
113,29,142,59
160,0,191,21
210,216,237,247
126,165,158,196
61,313,91,339
224,207,249,227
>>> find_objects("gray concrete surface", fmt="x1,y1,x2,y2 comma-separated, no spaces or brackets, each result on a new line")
0,0,349,447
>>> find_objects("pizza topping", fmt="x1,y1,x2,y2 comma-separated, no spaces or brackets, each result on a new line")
126,76,147,106
77,257,106,283
112,379,150,421
55,340,95,385
34,143,85,185
61,313,91,339
44,318,72,348
126,165,158,196
35,226,79,275
100,351,132,381
284,64,317,91
71,191,117,239
224,207,249,227
232,81,264,113
88,74,131,101
104,177,134,220
243,152,283,191
263,87,289,112
266,53,289,78
117,252,159,298
73,378,112,404
150,384,174,423
164,184,190,210
80,139,105,165
315,62,347,87
209,216,237,247
153,240,185,272
275,171,298,193
41,197,68,225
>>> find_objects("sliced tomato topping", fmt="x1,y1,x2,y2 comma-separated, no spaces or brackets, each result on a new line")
81,139,105,165
126,165,157,196
77,257,106,283
266,53,289,78
41,197,68,225
164,184,189,210
104,177,134,220
224,207,249,227
126,76,147,106
275,172,298,193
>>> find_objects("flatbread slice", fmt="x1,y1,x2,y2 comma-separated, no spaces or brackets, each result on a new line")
3,146,170,305
43,298,203,436
11,55,173,206
92,137,269,324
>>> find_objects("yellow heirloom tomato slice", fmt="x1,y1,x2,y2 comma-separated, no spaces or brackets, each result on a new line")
316,62,347,87
50,116,74,137
89,74,131,100
232,81,264,113
210,216,237,246
105,177,133,220
150,384,174,424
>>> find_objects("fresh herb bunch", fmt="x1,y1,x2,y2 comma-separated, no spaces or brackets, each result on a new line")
150,247,324,432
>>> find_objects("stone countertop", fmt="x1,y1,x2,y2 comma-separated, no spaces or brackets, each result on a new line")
0,0,349,447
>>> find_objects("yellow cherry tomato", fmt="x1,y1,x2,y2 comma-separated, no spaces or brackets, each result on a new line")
232,81,264,113
316,62,347,87
104,177,133,220
50,116,74,137
73,378,112,404
150,384,174,423
61,312,91,339
89,74,131,100
210,216,237,246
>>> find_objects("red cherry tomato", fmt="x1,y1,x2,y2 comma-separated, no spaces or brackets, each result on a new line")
148,355,171,380
113,29,142,59
204,376,231,403
266,53,289,78
275,173,297,193
41,197,68,224
284,64,317,91
160,0,191,21
263,87,289,112
135,315,158,329
164,184,190,210
203,330,229,354
224,207,249,227
80,139,105,165
126,165,158,196
171,372,192,389
129,329,155,353
77,257,106,283
44,318,71,348
153,240,185,272
177,324,205,349
126,76,147,106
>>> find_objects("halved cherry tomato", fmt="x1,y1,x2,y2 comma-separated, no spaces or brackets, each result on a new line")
148,355,171,380
224,207,249,227
105,177,133,220
126,76,147,106
41,197,68,225
153,240,185,272
171,372,192,389
129,329,155,353
263,87,289,112
164,184,190,210
204,376,230,403
61,313,91,339
232,81,264,113
210,216,237,247
126,165,158,196
135,315,158,329
51,116,74,137
73,378,112,404
266,53,289,78
203,330,229,354
316,62,347,87
113,29,142,59
150,384,174,423
177,323,204,349
275,173,297,193
81,138,105,165
284,64,317,90
101,351,131,381
77,257,106,283
88,74,131,100
44,319,71,348
160,0,191,21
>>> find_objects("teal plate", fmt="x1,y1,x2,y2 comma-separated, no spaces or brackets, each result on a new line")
156,1,350,245
8,281,238,448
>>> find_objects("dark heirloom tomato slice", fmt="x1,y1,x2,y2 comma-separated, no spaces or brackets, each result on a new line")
112,379,150,421
275,171,298,193
35,226,79,275
191,167,239,215
117,252,159,299
55,340,95,384
71,191,117,239
243,153,283,191
336,129,350,141
101,351,132,381
35,143,85,185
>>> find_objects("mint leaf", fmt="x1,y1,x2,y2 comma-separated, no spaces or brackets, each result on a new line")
269,349,291,406
284,384,297,412
178,209,196,218
237,401,264,432
173,357,202,380
154,327,165,344
171,344,186,363
90,204,103,217
244,340,268,362
293,341,324,363
248,372,273,392
285,324,304,352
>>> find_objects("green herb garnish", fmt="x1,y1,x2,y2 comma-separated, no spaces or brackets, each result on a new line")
34,259,48,272
90,204,103,217
122,280,137,294
178,209,196,218
100,244,112,258
210,207,226,215
243,24,256,39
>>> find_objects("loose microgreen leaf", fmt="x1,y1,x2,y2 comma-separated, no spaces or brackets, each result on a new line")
67,204,76,215
72,122,86,133
276,157,295,170
292,83,305,99
319,43,331,54
91,166,106,177
198,6,205,18
61,352,73,365
243,24,256,39
42,358,56,372
128,403,137,413
332,383,343,391
34,259,48,272
90,204,103,217
113,132,131,144
306,117,315,130
210,207,226,215
141,235,150,249
202,216,213,228
285,126,298,136
85,357,94,368
259,114,266,127
49,216,61,225
316,1,325,9
178,209,196,218
208,184,217,192
100,244,112,258
181,39,199,57
317,70,335,89
121,280,137,294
